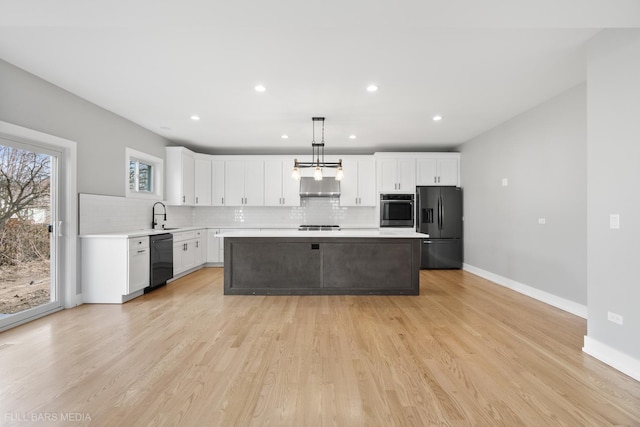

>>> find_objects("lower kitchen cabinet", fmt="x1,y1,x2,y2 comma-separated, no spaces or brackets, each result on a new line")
207,229,223,264
172,230,205,277
81,236,150,304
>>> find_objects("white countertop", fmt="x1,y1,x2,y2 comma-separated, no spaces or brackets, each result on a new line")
79,225,416,239
218,229,428,239
80,226,204,239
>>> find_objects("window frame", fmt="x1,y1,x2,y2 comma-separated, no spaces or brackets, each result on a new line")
125,148,163,200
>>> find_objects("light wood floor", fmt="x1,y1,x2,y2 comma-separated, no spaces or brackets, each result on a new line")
1,268,639,426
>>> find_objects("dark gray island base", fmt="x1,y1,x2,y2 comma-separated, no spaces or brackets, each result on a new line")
223,236,421,295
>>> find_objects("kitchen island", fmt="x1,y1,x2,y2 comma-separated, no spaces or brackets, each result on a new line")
221,230,425,295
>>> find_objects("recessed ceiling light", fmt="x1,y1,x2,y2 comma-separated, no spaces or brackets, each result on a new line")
190,115,200,121
432,115,443,122
349,134,357,140
366,84,379,92
254,84,266,92
281,134,289,139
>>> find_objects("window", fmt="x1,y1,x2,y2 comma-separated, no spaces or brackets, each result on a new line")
126,148,163,199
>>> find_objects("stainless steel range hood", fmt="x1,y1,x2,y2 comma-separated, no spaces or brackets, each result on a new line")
299,177,341,197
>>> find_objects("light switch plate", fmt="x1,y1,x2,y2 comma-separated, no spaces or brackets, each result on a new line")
610,214,620,229
538,218,546,225
501,178,508,187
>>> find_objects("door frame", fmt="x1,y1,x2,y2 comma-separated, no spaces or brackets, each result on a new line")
0,121,77,331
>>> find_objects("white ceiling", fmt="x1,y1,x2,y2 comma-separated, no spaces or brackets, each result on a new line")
1,0,639,154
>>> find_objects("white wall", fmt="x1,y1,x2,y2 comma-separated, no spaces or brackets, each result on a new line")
584,29,640,378
458,84,587,307
0,59,169,196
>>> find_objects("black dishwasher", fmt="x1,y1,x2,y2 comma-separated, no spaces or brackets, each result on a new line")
147,233,173,292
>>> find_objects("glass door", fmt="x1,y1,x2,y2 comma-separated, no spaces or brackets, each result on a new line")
0,138,61,330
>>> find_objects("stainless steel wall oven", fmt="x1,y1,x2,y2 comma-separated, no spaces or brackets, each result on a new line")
380,194,414,227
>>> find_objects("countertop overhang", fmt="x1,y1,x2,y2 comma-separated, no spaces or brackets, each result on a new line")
218,230,428,239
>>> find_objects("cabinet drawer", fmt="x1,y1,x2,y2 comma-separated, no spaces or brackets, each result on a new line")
173,231,196,242
129,236,149,251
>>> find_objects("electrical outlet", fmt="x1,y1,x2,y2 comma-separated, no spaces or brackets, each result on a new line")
607,311,624,325
538,218,546,225
502,178,508,187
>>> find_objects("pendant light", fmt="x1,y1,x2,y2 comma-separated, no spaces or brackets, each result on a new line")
292,117,343,181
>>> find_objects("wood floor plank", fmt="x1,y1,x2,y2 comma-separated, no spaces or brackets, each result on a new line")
1,267,639,426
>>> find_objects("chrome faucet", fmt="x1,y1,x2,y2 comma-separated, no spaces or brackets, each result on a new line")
152,202,167,229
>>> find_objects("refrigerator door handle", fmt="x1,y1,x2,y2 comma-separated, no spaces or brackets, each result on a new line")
440,195,445,230
437,196,442,230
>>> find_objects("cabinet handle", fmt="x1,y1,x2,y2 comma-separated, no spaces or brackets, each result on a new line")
182,195,185,203
434,176,437,183
438,176,441,183
137,249,146,254
221,197,224,205
196,241,199,248
196,196,199,204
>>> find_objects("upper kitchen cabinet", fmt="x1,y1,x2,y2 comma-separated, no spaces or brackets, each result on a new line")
211,158,225,206
194,154,212,205
416,154,460,187
264,158,300,206
224,158,264,206
375,154,416,192
166,147,195,205
340,156,376,206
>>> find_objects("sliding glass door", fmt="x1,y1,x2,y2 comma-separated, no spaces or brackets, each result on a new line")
0,137,62,330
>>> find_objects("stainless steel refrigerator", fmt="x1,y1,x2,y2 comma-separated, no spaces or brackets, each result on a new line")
416,186,463,269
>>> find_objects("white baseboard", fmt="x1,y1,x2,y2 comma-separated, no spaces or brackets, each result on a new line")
583,336,640,382
462,263,587,318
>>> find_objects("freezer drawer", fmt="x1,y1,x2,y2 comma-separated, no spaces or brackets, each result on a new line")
421,239,462,269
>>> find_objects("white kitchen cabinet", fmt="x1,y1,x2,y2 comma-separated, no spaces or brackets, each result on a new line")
207,229,223,263
224,159,264,206
128,237,150,294
376,156,416,192
81,236,150,304
194,155,212,205
166,147,195,205
340,156,376,206
172,230,205,277
416,155,460,186
211,159,225,206
194,229,204,266
264,158,300,206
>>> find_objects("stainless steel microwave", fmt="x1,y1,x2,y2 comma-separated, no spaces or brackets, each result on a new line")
380,194,414,227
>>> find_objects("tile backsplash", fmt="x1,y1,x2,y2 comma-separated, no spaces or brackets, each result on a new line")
191,197,377,228
80,194,376,235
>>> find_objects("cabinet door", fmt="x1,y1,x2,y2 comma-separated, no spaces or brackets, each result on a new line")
211,159,225,206
264,159,283,206
377,158,398,192
182,240,197,272
182,154,195,205
173,242,186,276
243,159,264,206
194,157,212,205
416,158,438,186
281,162,300,206
357,158,376,206
437,158,459,186
128,247,149,293
397,158,416,192
224,160,246,206
339,157,359,206
206,229,221,263
193,238,203,267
